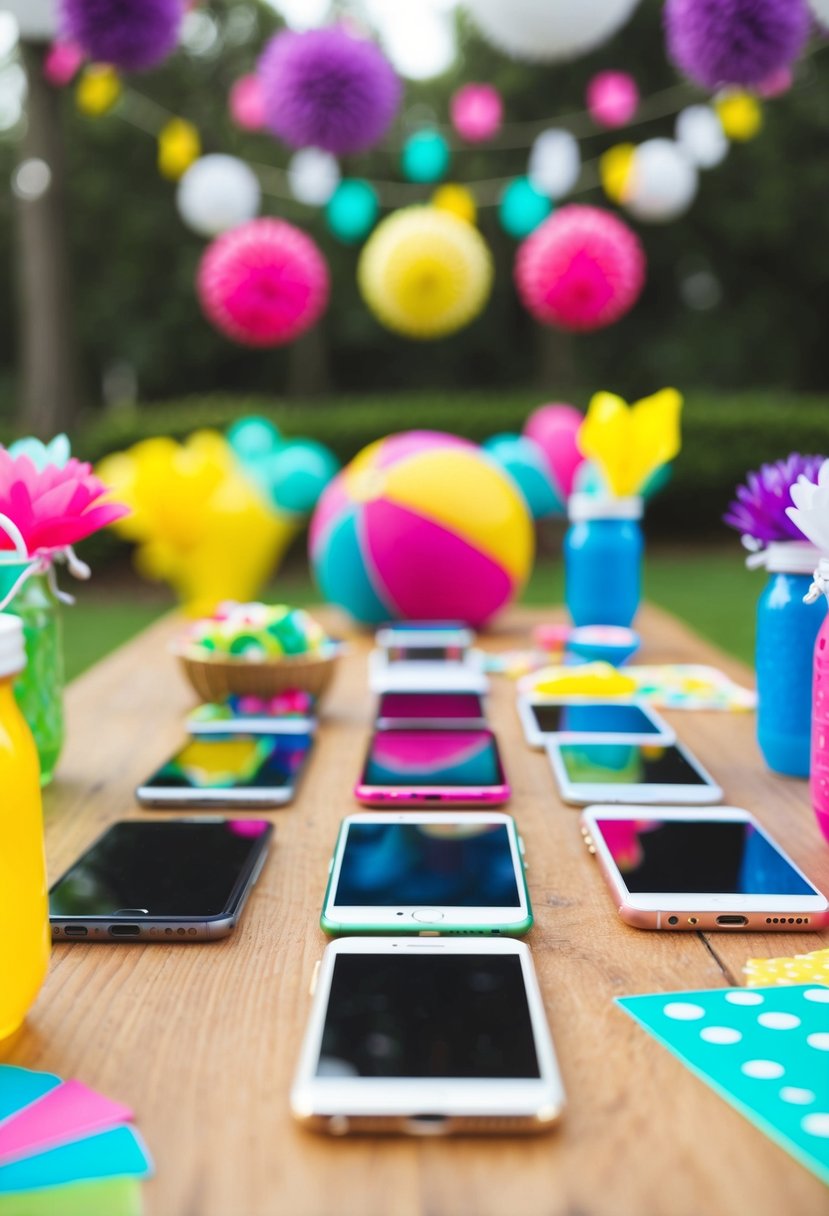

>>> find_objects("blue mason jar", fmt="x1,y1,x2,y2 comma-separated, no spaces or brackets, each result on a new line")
755,542,826,778
564,495,644,628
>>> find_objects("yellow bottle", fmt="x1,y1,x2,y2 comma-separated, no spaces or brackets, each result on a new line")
0,614,50,1041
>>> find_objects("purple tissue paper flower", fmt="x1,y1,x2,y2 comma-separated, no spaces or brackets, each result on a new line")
62,0,182,73
258,26,401,157
664,0,811,90
724,453,826,544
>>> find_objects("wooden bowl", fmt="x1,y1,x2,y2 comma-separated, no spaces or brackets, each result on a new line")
175,647,340,703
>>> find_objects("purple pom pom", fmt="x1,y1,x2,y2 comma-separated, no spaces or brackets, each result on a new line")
664,0,810,90
724,453,826,543
258,26,401,157
62,0,182,72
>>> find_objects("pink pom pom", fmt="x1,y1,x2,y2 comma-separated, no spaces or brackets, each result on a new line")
229,75,265,131
450,83,503,143
514,205,646,333
586,71,639,129
197,218,330,347
44,40,84,87
757,65,793,98
523,403,585,499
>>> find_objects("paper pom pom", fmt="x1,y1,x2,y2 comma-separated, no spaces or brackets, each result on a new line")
401,130,451,183
177,155,261,238
664,0,810,90
757,65,793,97
158,118,200,181
675,105,727,168
197,218,330,347
809,0,829,26
258,25,401,156
715,90,763,140
326,179,379,243
725,454,826,544
287,148,340,206
464,0,642,64
599,143,635,203
358,206,493,340
515,204,645,333
499,177,552,239
528,129,581,200
75,64,120,116
61,0,182,73
229,75,265,132
432,184,477,226
44,40,83,87
587,71,639,129
450,83,503,142
624,139,698,223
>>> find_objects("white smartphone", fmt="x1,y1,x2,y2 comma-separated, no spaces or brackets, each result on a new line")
291,937,565,1136
136,732,313,807
186,708,316,736
580,805,829,931
368,647,489,695
321,812,532,936
375,621,475,653
546,737,722,806
517,695,674,749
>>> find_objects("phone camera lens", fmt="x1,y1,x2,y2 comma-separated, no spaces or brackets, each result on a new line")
667,915,679,926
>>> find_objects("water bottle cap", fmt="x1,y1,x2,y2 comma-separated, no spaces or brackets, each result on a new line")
0,614,25,678
761,542,824,575
568,494,643,523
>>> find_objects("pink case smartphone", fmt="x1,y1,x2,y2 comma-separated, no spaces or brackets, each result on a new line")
354,728,510,808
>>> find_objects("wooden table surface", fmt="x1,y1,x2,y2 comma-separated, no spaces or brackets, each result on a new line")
4,605,828,1216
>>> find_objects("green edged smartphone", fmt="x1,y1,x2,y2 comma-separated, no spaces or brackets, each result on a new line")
320,811,532,936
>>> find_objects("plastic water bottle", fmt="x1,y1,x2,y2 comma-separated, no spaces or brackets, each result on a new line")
810,557,829,842
754,543,826,778
564,495,643,628
0,614,50,1041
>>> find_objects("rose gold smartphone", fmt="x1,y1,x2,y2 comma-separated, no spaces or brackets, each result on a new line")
581,805,829,931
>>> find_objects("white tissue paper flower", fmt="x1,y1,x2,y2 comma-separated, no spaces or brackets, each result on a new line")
787,459,829,552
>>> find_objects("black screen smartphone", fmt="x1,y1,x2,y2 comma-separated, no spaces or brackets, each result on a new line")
49,818,273,942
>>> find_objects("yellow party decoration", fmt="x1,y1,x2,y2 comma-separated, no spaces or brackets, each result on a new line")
578,387,683,499
431,183,477,226
75,65,121,117
530,662,637,698
157,118,201,181
715,91,762,142
357,205,493,340
744,947,829,988
599,143,636,204
97,431,297,617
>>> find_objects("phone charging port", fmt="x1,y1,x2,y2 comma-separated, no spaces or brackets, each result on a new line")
716,915,748,926
406,1114,449,1136
64,925,88,937
109,924,140,937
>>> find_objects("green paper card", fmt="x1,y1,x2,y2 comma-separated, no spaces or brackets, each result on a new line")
0,1177,141,1216
617,984,829,1186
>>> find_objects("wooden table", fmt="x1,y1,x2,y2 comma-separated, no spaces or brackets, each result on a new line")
5,606,828,1216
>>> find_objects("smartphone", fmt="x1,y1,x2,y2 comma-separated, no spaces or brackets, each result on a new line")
546,737,722,806
355,728,510,807
376,691,487,730
290,937,565,1135
517,696,673,749
368,648,488,695
581,805,829,931
186,706,316,736
49,818,273,942
321,812,531,936
375,621,474,653
135,732,313,807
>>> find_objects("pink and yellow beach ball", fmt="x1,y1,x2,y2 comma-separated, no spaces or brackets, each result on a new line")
309,431,534,627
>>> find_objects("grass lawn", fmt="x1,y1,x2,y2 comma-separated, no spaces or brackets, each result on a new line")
61,547,757,682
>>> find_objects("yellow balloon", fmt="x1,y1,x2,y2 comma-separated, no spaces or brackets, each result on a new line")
599,143,636,204
157,118,201,181
715,91,762,142
431,183,477,226
76,65,121,117
578,387,683,499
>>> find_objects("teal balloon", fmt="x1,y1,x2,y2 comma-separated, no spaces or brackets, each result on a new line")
401,130,451,184
642,462,672,499
266,440,340,515
499,177,552,239
483,433,561,520
227,416,282,462
326,180,379,244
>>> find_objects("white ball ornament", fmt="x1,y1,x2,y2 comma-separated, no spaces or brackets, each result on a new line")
624,138,698,224
287,148,341,207
808,0,829,27
675,106,728,170
176,154,262,238
464,0,642,63
528,129,581,199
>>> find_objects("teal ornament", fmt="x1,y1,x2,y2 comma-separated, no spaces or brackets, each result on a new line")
483,433,561,519
227,416,282,463
8,434,71,470
499,177,552,239
326,179,379,243
266,440,340,516
401,130,451,184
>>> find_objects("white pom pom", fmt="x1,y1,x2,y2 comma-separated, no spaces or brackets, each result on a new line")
177,155,261,238
528,129,581,199
287,148,341,207
625,139,698,224
675,106,728,170
464,0,641,63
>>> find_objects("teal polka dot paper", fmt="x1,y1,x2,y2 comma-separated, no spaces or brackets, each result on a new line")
617,984,829,1186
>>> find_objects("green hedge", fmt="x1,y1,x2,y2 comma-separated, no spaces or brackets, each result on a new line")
72,390,829,555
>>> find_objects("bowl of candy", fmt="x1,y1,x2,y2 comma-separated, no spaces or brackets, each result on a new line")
174,603,340,702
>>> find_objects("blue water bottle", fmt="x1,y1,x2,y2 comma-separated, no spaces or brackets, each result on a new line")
564,495,644,628
754,541,826,778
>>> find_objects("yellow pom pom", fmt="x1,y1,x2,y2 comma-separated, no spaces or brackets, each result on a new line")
599,143,636,204
715,91,762,142
358,205,492,340
76,65,121,117
158,118,201,181
431,183,477,226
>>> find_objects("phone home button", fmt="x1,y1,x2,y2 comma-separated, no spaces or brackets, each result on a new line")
411,910,445,924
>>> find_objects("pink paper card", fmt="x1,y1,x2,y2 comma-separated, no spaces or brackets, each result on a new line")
0,1081,132,1165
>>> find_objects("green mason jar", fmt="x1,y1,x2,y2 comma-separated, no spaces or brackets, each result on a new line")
8,571,65,786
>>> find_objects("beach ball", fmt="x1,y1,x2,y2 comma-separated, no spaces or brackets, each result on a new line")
482,433,560,519
309,431,534,627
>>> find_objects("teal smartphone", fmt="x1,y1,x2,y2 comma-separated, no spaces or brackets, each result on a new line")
320,811,532,936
